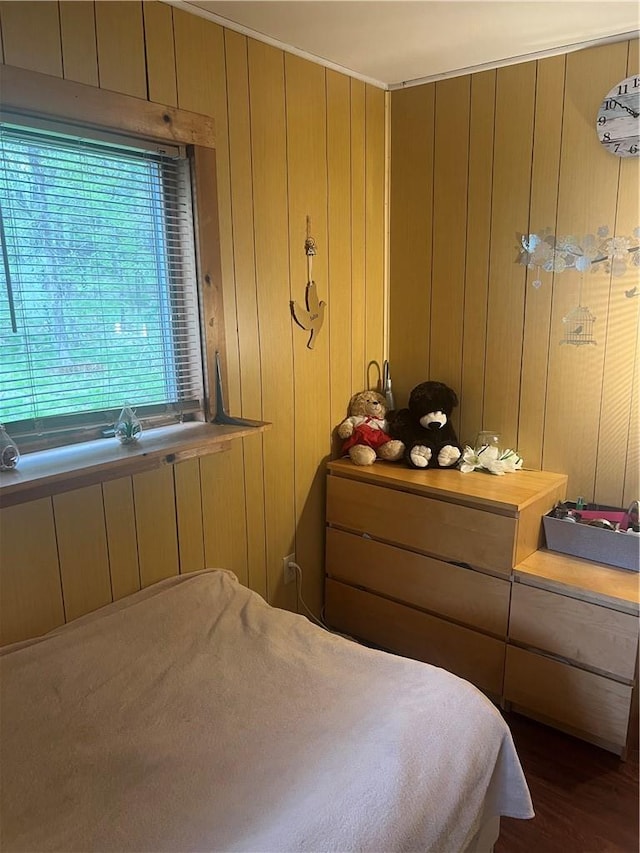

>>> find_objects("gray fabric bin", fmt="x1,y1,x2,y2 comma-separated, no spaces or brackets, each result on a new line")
542,513,639,571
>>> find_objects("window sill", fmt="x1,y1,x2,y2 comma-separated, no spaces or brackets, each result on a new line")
0,420,269,509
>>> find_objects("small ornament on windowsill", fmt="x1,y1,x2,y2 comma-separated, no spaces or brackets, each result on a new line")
114,404,142,445
0,424,20,470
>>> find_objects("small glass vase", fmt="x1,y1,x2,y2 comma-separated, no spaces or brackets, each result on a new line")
474,431,501,454
0,424,20,470
115,404,142,445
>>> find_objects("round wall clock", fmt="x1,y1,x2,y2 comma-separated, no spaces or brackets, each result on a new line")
596,74,639,157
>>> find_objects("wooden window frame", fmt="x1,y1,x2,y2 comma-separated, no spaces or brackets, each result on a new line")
0,64,266,508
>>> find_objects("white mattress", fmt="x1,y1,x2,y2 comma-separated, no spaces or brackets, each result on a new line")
0,569,533,852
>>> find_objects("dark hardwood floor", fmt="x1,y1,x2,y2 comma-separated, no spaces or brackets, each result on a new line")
495,712,639,853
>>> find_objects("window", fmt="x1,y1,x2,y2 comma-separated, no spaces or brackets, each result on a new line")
0,121,204,450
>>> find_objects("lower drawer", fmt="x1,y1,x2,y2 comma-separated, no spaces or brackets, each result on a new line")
504,645,633,750
509,582,638,680
325,578,506,696
326,527,510,636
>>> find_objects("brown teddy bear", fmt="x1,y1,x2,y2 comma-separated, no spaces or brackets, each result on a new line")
337,390,405,466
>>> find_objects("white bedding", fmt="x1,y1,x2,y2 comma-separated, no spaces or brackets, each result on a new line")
0,569,533,852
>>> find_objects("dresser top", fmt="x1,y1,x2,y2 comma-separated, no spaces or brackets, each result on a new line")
326,459,568,515
515,548,639,614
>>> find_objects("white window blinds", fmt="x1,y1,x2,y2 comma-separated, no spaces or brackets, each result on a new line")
0,122,204,445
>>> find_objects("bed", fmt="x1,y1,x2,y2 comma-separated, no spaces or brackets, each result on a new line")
0,569,533,852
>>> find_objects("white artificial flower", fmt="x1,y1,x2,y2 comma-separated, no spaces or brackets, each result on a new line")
499,449,523,473
459,444,524,475
459,445,483,473
476,445,505,475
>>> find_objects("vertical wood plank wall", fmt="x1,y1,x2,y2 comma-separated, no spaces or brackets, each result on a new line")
1,5,636,645
0,0,386,641
390,39,639,506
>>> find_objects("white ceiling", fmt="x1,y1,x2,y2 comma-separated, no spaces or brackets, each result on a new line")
178,1,639,88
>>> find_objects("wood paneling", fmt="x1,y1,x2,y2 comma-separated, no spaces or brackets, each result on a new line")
517,55,565,467
59,1,98,86
389,84,434,406
95,1,146,98
248,40,296,609
350,79,367,393
460,70,495,447
0,1,62,77
484,63,536,449
205,17,240,415
200,447,249,587
174,459,205,575
431,75,470,407
53,486,112,622
0,499,63,645
225,30,267,596
594,46,640,506
102,477,140,601
286,54,330,617
624,324,640,506
327,70,353,432
543,43,629,500
621,36,639,509
143,1,177,107
390,38,639,503
132,467,179,588
173,6,217,117
365,84,386,377
0,1,395,626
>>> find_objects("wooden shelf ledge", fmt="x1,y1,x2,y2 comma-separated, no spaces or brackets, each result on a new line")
0,421,269,508
514,548,640,615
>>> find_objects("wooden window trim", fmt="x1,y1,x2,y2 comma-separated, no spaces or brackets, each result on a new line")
0,64,265,502
0,63,215,148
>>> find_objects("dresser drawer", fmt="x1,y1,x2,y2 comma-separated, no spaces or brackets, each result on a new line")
326,527,511,636
509,582,639,681
325,578,506,696
504,646,633,749
326,475,516,574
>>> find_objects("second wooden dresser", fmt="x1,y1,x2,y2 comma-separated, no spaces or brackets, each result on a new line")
324,459,567,699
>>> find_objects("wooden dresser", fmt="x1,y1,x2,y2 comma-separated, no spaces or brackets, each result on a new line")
324,459,639,755
506,549,639,756
324,459,568,699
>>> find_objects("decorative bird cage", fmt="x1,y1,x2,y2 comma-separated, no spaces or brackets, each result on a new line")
516,226,639,347
561,305,597,347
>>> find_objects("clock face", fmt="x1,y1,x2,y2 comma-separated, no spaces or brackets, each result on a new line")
596,75,640,157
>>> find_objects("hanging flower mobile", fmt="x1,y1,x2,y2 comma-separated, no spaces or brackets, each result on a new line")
517,225,640,346
517,225,640,289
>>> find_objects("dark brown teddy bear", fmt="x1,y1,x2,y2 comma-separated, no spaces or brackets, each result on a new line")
389,381,462,469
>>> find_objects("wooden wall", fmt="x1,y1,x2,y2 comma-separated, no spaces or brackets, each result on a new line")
390,39,639,507
0,0,386,633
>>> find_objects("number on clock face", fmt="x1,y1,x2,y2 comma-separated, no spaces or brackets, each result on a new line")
596,75,640,157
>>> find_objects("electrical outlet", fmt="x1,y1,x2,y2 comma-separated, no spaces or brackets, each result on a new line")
283,553,296,585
